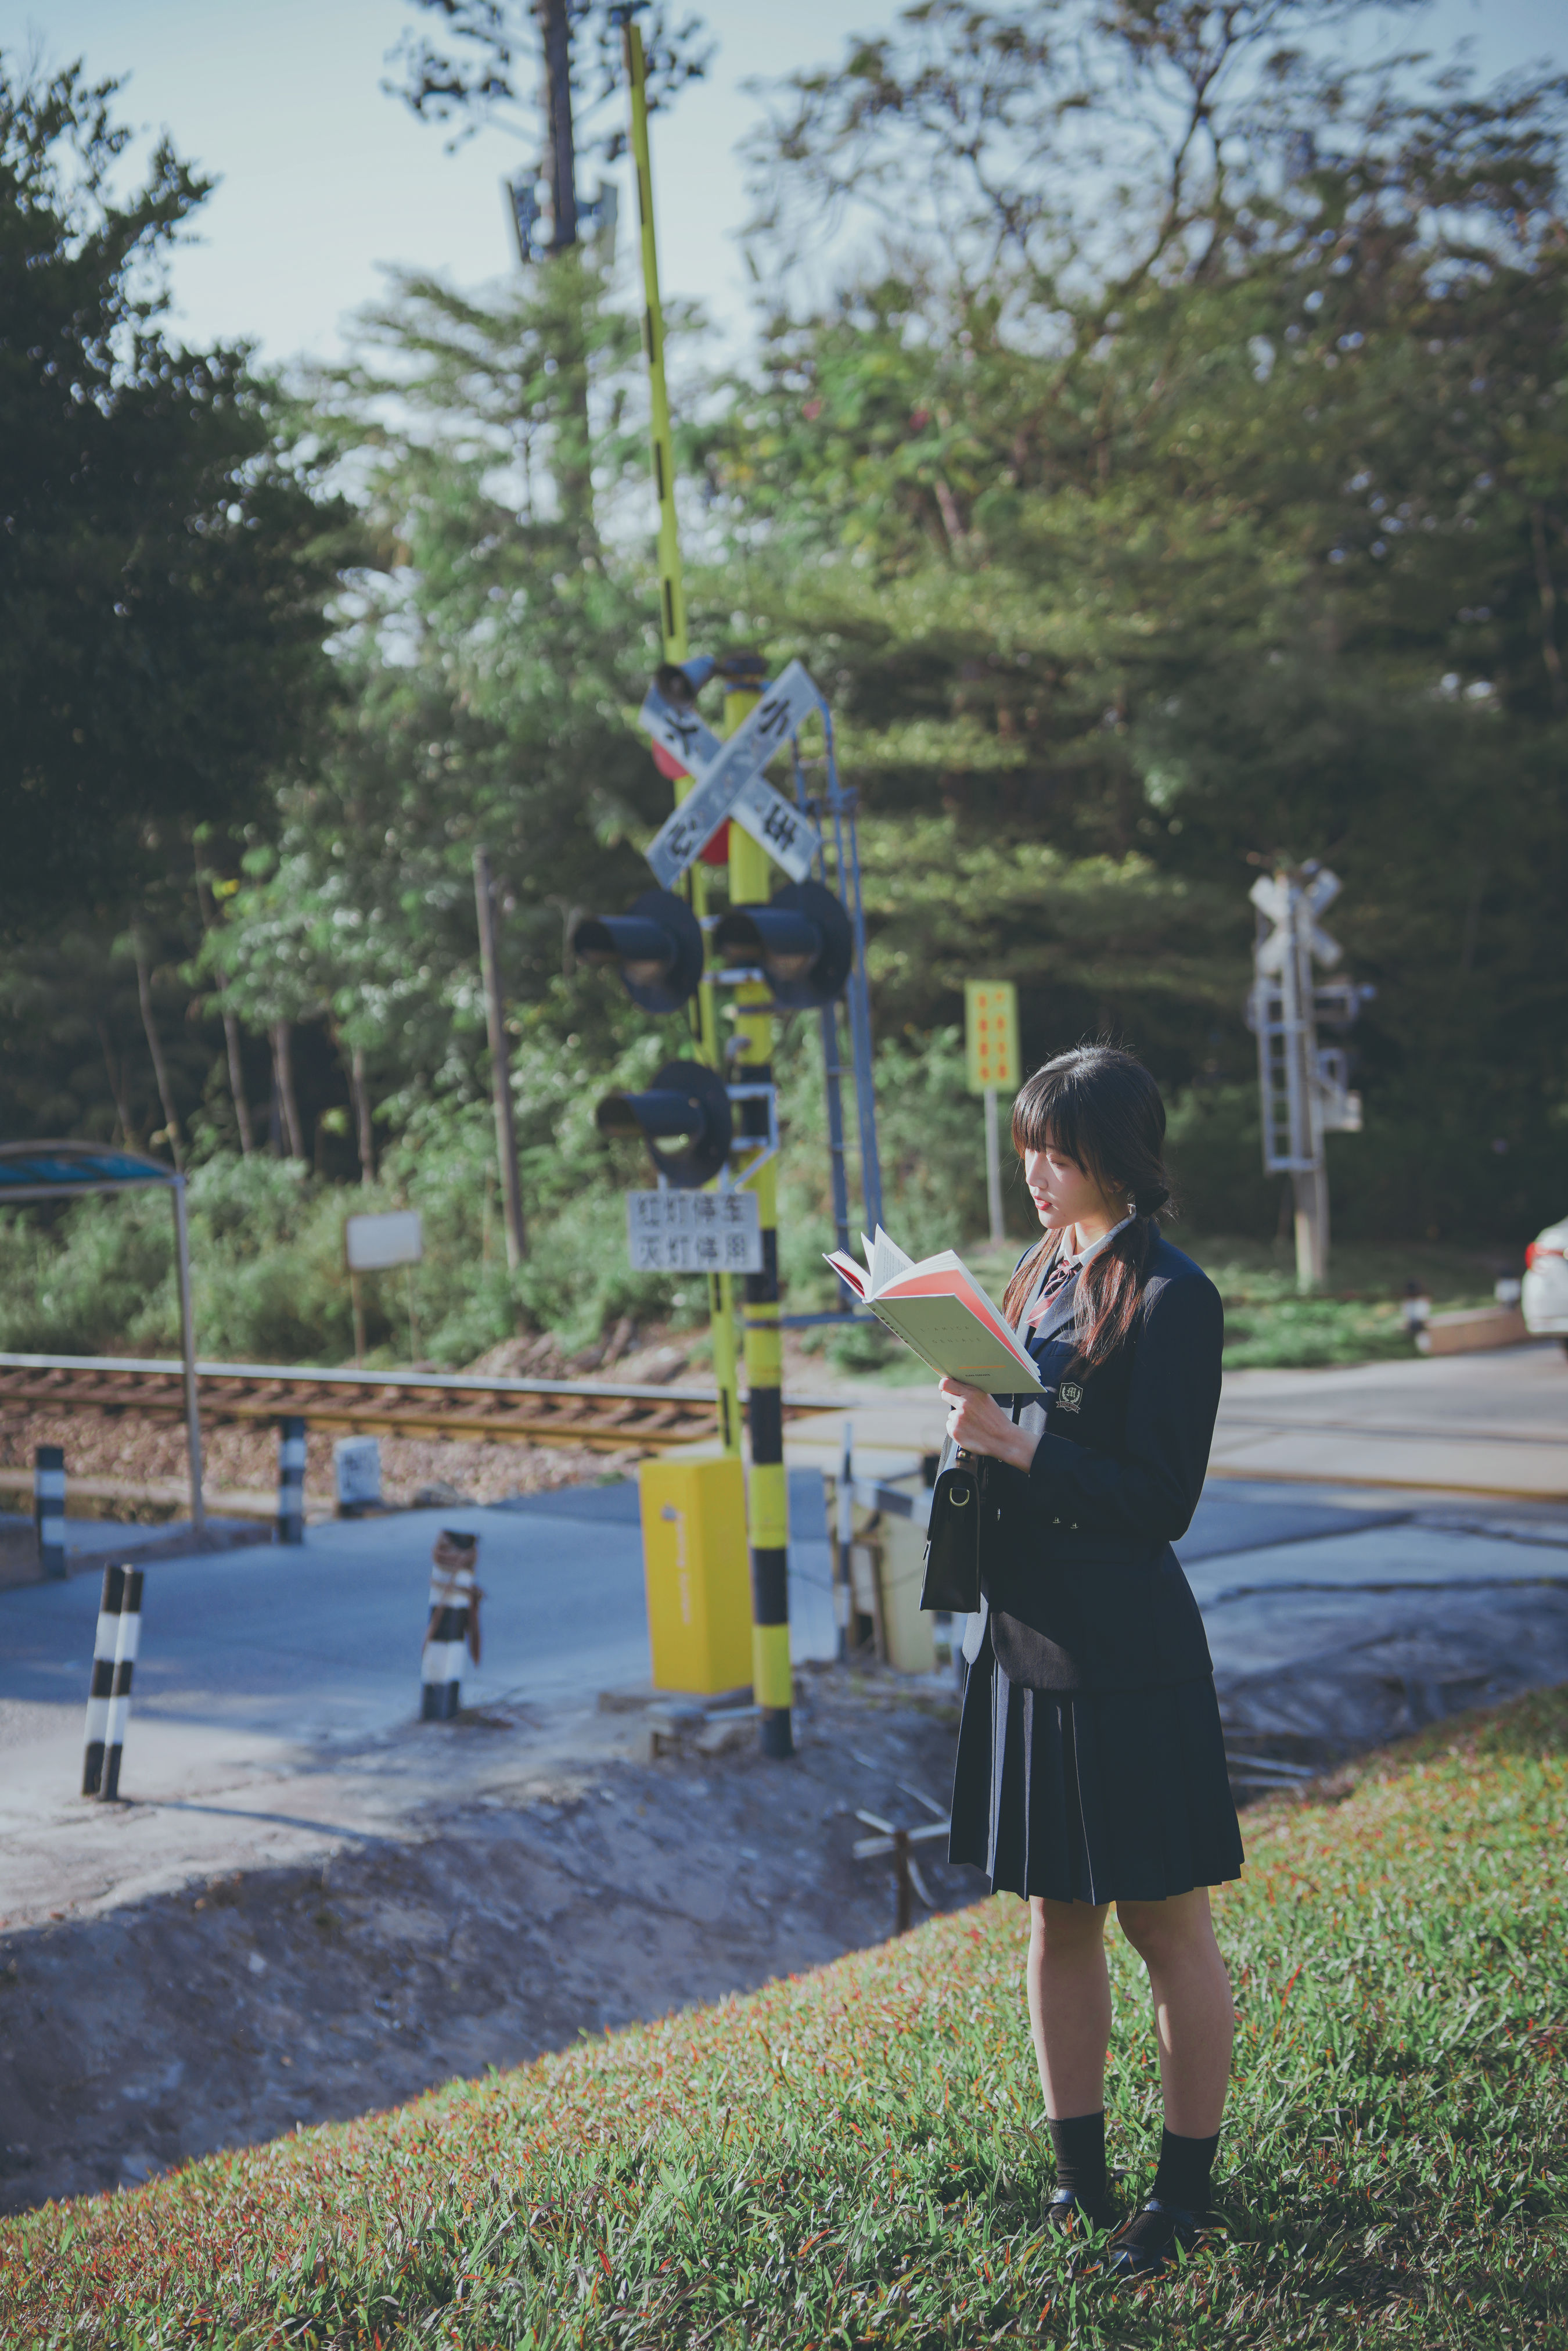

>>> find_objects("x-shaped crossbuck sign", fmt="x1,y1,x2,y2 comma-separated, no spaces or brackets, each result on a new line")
638,659,825,888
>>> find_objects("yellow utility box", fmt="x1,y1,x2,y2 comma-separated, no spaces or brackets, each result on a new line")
637,1454,753,1695
878,1510,938,1675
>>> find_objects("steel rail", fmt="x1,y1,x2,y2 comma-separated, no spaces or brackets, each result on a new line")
0,1351,846,1455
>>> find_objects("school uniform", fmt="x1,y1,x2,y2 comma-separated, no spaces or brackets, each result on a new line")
948,1225,1244,1905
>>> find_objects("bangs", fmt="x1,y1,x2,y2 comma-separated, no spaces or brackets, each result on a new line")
1011,1072,1098,1176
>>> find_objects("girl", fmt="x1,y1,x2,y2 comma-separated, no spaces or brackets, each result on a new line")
942,1044,1243,2278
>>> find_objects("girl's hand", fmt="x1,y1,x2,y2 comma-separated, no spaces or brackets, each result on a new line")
939,1379,1040,1471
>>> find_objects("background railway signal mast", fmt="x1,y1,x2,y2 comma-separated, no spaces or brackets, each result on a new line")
1247,864,1372,1291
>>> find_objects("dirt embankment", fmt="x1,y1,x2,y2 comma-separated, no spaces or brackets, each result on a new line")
0,1678,977,2217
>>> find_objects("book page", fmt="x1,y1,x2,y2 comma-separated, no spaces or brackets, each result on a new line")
823,1251,869,1299
869,1290,1042,1391
868,1225,916,1293
880,1256,1037,1377
861,1297,950,1378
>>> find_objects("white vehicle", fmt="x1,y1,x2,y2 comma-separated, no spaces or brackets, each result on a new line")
1522,1218,1568,1352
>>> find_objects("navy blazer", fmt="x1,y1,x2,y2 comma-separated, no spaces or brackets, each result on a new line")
977,1232,1222,1693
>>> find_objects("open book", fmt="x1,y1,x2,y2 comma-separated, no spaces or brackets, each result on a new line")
825,1227,1042,1391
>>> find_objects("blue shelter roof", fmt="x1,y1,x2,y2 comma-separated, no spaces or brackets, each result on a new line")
0,1142,181,1198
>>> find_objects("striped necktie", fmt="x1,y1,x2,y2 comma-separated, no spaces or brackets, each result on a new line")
1026,1250,1078,1331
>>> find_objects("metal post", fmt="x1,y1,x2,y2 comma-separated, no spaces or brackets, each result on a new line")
819,1000,854,1261
625,19,686,661
834,1421,854,1662
82,1564,125,1794
473,845,527,1269
100,1567,144,1801
422,1537,476,1721
823,708,884,1232
34,1443,66,1580
171,1179,205,1532
625,18,742,1461
984,1086,1005,1248
276,1416,306,1545
1293,1164,1328,1290
1251,866,1339,1295
792,740,854,1264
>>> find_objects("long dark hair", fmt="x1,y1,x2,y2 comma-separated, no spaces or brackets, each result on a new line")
1001,1045,1175,1373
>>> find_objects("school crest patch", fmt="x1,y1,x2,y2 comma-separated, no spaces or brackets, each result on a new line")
1058,1380,1084,1413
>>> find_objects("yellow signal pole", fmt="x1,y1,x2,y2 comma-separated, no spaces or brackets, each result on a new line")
625,20,740,1458
724,667,793,1760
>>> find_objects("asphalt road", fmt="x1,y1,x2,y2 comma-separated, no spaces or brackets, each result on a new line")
818,1334,1568,1498
2,1348,1565,1930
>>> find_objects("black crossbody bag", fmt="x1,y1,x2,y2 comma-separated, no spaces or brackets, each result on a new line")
918,1449,983,1614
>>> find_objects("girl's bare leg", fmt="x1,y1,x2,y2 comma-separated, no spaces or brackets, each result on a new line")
1027,1896,1113,2116
1115,1887,1234,2136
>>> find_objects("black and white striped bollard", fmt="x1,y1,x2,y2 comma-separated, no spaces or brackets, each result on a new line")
100,1568,144,1800
276,1416,306,1544
35,1444,66,1580
422,1530,480,1721
82,1563,127,1794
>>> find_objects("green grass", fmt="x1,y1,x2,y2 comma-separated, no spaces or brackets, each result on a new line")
1177,1233,1505,1370
3,1690,1565,2348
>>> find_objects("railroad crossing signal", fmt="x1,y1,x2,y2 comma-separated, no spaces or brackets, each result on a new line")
1246,863,1370,1291
595,1060,733,1189
572,888,704,1013
964,981,1020,1094
639,661,823,887
713,881,854,1008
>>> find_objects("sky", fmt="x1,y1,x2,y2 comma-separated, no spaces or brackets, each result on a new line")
3,0,1564,377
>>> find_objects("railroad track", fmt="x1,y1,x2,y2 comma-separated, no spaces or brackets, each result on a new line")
0,1351,843,1455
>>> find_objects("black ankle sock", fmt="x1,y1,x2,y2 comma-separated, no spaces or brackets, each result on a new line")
1152,2126,1220,2213
1047,2110,1107,2205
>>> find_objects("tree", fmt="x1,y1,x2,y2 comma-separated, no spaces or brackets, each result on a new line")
205,256,685,1173
0,58,348,924
693,0,1568,1237
389,0,713,165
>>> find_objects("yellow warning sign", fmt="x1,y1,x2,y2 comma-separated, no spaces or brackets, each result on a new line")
965,980,1020,1094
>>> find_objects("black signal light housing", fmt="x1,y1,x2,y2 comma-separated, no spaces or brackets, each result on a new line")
713,879,853,1008
594,1059,733,1189
572,888,705,1014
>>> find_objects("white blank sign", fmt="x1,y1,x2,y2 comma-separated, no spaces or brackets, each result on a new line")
345,1209,423,1271
626,1189,763,1273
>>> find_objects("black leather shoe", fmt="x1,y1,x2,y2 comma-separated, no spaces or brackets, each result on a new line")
1106,2196,1211,2276
1045,2184,1122,2234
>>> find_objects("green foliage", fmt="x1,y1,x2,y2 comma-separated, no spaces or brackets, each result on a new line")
5,1688,1564,2345
200,254,675,1136
0,57,348,923
1181,1233,1502,1368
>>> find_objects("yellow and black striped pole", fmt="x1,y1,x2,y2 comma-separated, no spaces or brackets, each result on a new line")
724,666,793,1759
625,19,740,1459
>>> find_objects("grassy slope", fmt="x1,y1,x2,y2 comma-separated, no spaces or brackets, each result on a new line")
3,1691,1563,2350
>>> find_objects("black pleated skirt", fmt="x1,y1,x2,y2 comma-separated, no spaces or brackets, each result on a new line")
949,1626,1245,1905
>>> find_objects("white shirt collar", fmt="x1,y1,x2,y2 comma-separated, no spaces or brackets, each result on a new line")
1063,1212,1135,1269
